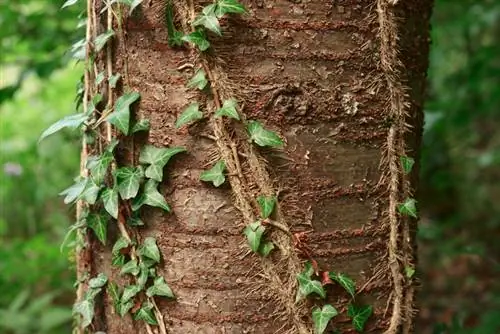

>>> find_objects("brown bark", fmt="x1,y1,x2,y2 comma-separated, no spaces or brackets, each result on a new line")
88,0,432,333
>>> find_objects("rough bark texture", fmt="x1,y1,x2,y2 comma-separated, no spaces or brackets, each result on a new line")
88,0,432,333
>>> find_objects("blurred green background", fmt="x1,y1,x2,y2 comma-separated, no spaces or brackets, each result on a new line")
0,0,499,333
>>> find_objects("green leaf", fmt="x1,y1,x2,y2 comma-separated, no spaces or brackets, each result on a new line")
118,300,134,317
87,213,108,245
115,166,144,200
137,263,149,288
348,304,373,332
94,30,115,52
95,72,105,86
215,0,246,16
312,304,338,334
243,221,265,252
187,69,208,90
88,273,108,289
59,178,87,204
73,300,93,328
127,214,145,226
146,277,175,298
101,187,119,219
192,14,221,36
87,151,113,185
200,160,226,187
121,285,141,303
80,178,101,205
138,237,161,263
175,103,203,128
120,259,140,276
303,261,315,277
215,98,240,120
112,236,130,255
202,4,217,15
182,31,210,51
405,266,415,278
112,254,126,267
247,121,284,147
400,156,415,174
256,195,276,219
108,282,121,312
296,272,326,301
132,119,150,133
39,113,88,142
329,272,356,298
106,91,140,135
108,73,121,88
258,241,275,257
398,198,418,218
62,0,79,9
134,302,157,325
139,145,186,182
131,179,170,211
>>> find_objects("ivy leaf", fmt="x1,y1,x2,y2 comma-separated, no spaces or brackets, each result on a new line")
215,98,240,120
175,103,203,128
139,145,186,182
108,73,121,88
146,276,175,298
87,151,113,185
73,300,94,328
127,214,145,226
62,0,79,9
400,156,415,174
59,177,87,204
87,213,108,245
256,195,276,219
132,119,150,133
118,300,134,317
303,261,315,278
200,160,226,187
182,31,210,51
296,271,326,301
138,237,161,263
134,302,158,325
312,304,338,334
88,273,108,289
94,30,115,52
243,221,265,252
39,113,88,142
348,304,373,332
258,241,275,257
329,272,356,298
95,72,105,86
187,69,208,90
120,259,140,276
121,285,141,303
131,179,170,212
192,14,221,36
79,178,101,205
405,266,415,278
112,254,126,267
115,166,144,200
112,236,130,255
215,0,246,16
106,91,140,135
137,263,149,288
108,281,121,312
247,121,284,148
202,4,217,15
397,198,418,218
101,187,119,219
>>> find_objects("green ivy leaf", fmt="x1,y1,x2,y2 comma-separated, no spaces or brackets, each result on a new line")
87,213,108,245
258,241,275,257
139,145,186,182
400,156,415,174
348,304,373,332
192,14,221,36
134,302,158,325
106,91,140,135
87,151,113,185
200,160,226,187
137,262,149,288
115,166,144,200
182,31,210,51
175,103,203,128
296,270,326,302
398,198,418,218
95,72,105,86
405,266,415,278
80,178,101,205
243,221,265,252
88,273,108,289
62,0,79,9
39,113,88,143
73,300,93,328
108,281,121,313
101,187,119,219
127,214,145,226
256,195,276,219
121,285,141,304
215,0,246,16
146,276,175,298
329,272,356,298
118,300,134,317
187,69,208,90
303,261,315,277
112,236,130,255
312,304,338,334
120,259,140,276
112,254,126,267
59,177,87,204
132,119,150,133
108,73,121,88
94,30,115,52
247,121,284,147
215,98,240,120
131,179,170,212
138,237,161,263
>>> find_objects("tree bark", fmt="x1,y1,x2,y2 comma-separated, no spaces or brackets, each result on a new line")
87,0,433,333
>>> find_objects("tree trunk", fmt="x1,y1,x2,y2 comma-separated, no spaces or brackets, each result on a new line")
82,0,433,333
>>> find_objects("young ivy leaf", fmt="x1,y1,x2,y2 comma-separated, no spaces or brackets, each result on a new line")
146,276,175,298
106,91,141,135
73,300,94,328
329,272,356,298
187,69,208,90
247,121,284,148
175,103,203,128
138,237,161,263
296,268,326,302
62,0,79,9
256,195,277,219
79,178,101,205
120,259,140,276
200,160,226,187
405,266,415,278
400,156,415,174
134,302,158,325
95,72,105,86
243,221,265,252
258,241,275,257
131,179,170,212
132,119,150,133
118,300,134,317
101,187,119,219
397,198,418,218
108,73,121,88
59,177,87,204
87,213,108,245
215,98,240,120
312,304,338,334
114,166,144,200
139,145,186,182
87,151,113,185
121,285,141,304
88,273,108,289
112,236,130,255
215,0,246,16
94,30,115,52
39,113,88,143
348,304,373,332
136,263,149,289
192,14,221,36
182,30,210,51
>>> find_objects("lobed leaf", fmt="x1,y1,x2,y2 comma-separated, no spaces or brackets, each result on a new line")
215,0,246,16
243,221,265,252
101,187,119,219
348,304,373,332
247,120,284,147
312,304,338,334
94,30,115,52
131,179,170,212
146,276,175,298
87,213,108,245
134,302,157,325
139,145,186,182
106,91,140,135
115,166,144,200
296,273,326,301
192,14,221,36
258,241,275,257
187,69,208,90
397,198,418,218
256,195,276,219
138,237,161,263
400,155,415,174
39,113,88,143
329,272,356,298
175,103,203,128
73,300,94,328
182,31,210,51
200,160,226,187
215,98,240,120
88,273,108,289
132,119,150,133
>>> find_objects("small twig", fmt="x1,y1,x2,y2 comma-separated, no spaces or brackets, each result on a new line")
151,298,168,334
262,219,292,236
230,142,244,180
